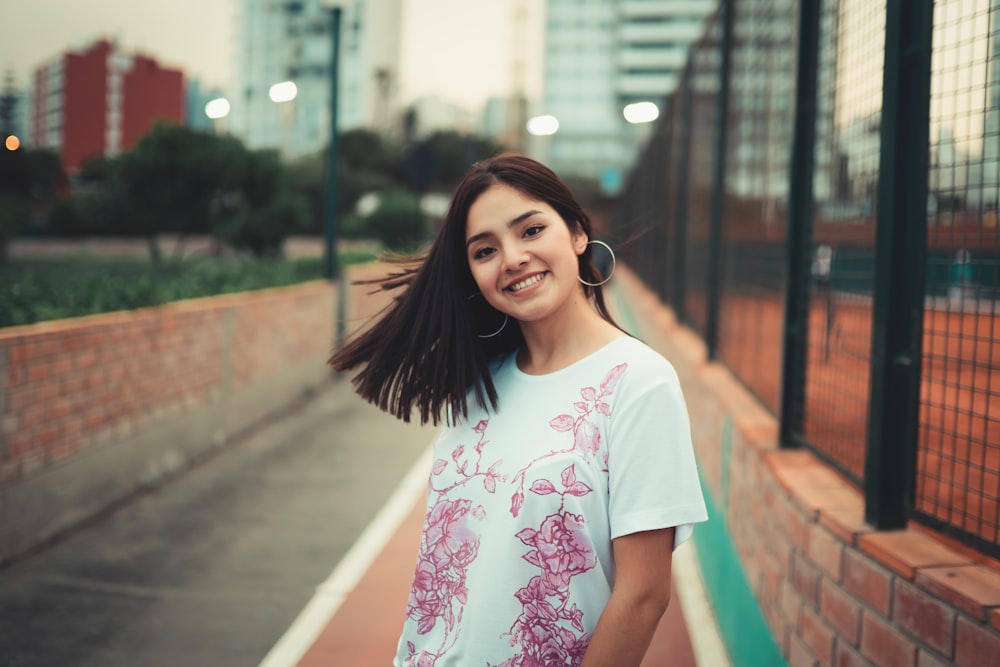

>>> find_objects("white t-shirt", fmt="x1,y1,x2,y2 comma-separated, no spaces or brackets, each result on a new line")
394,336,708,667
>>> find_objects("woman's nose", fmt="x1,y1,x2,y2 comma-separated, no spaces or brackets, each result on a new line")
502,244,529,271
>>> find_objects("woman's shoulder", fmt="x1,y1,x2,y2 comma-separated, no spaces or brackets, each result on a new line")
605,335,676,371
594,336,680,394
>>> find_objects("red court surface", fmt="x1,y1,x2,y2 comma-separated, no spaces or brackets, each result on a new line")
719,289,1000,545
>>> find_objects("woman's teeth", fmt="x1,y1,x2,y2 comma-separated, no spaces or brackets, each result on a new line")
510,273,544,291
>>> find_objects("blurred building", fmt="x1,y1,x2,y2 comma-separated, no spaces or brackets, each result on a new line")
0,72,28,147
971,0,1000,211
540,0,714,189
28,39,185,172
403,95,478,138
481,96,510,143
231,0,402,160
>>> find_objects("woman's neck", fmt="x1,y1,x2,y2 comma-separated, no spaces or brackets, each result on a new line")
516,295,624,375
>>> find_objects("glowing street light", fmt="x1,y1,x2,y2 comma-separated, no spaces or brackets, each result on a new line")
623,101,659,124
526,114,560,136
4,135,20,151
268,81,298,103
204,97,231,120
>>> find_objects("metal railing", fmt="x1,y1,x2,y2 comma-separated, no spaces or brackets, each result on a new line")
610,0,1000,557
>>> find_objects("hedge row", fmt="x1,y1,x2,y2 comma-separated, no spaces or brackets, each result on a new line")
0,251,376,328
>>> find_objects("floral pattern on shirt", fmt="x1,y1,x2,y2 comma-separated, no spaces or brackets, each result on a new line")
402,362,630,667
403,419,505,666
493,362,628,667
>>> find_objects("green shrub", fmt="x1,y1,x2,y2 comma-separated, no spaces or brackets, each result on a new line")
0,254,372,328
362,189,426,252
0,196,29,262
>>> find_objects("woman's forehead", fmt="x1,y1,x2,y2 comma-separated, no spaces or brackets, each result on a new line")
466,185,553,234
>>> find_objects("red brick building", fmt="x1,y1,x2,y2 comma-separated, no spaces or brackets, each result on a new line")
30,39,184,172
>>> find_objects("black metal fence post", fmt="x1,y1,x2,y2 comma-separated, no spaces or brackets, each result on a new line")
671,61,695,317
779,0,822,447
863,0,933,530
705,0,735,359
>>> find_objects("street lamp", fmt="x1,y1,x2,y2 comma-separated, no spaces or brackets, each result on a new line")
269,81,298,158
623,101,659,170
622,101,659,124
204,97,230,134
205,97,230,119
526,114,559,164
526,114,559,136
321,0,354,349
268,81,299,104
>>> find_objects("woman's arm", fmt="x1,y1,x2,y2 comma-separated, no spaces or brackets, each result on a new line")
579,527,676,667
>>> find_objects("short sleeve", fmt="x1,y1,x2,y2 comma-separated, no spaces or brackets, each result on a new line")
606,359,708,548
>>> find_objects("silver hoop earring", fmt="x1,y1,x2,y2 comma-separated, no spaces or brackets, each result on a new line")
467,293,509,338
578,239,616,287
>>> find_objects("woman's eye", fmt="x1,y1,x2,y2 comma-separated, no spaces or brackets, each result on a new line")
524,225,544,237
473,247,495,260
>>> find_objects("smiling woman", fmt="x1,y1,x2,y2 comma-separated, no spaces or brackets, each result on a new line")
328,153,708,667
464,184,596,366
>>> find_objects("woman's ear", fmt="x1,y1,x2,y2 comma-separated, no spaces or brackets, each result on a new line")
572,223,589,256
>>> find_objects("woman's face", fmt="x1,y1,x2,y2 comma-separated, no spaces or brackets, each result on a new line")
464,183,587,327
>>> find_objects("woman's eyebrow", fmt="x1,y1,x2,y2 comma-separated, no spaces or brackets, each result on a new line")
466,209,543,248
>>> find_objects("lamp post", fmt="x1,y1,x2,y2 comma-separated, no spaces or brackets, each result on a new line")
623,100,659,154
269,81,298,158
322,0,352,349
526,114,559,164
204,97,231,134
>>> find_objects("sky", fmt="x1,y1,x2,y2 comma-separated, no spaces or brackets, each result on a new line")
1,0,543,111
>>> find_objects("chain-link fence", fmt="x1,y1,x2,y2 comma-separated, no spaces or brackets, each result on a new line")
610,0,1000,558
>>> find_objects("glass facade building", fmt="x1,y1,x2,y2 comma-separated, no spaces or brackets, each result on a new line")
232,0,402,159
541,0,714,188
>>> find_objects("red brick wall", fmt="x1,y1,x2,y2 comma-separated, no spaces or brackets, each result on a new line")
618,267,1000,667
0,281,334,485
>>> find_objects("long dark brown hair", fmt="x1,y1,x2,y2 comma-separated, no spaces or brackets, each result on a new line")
328,153,619,425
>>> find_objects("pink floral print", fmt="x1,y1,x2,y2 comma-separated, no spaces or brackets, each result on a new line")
492,465,596,667
404,419,505,666
509,363,626,518
494,363,628,667
403,362,630,666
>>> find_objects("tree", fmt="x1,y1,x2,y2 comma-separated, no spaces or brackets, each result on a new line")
0,196,28,261
285,130,404,234
360,188,426,252
337,128,402,218
112,123,244,262
215,149,309,258
0,146,66,257
286,153,326,235
402,131,503,194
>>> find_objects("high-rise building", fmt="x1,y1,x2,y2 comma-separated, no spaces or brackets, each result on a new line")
231,0,402,160
539,0,714,188
976,0,1000,210
28,39,185,172
1,75,29,151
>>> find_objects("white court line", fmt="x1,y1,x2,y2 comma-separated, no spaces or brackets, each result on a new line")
258,444,433,667
672,539,732,667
